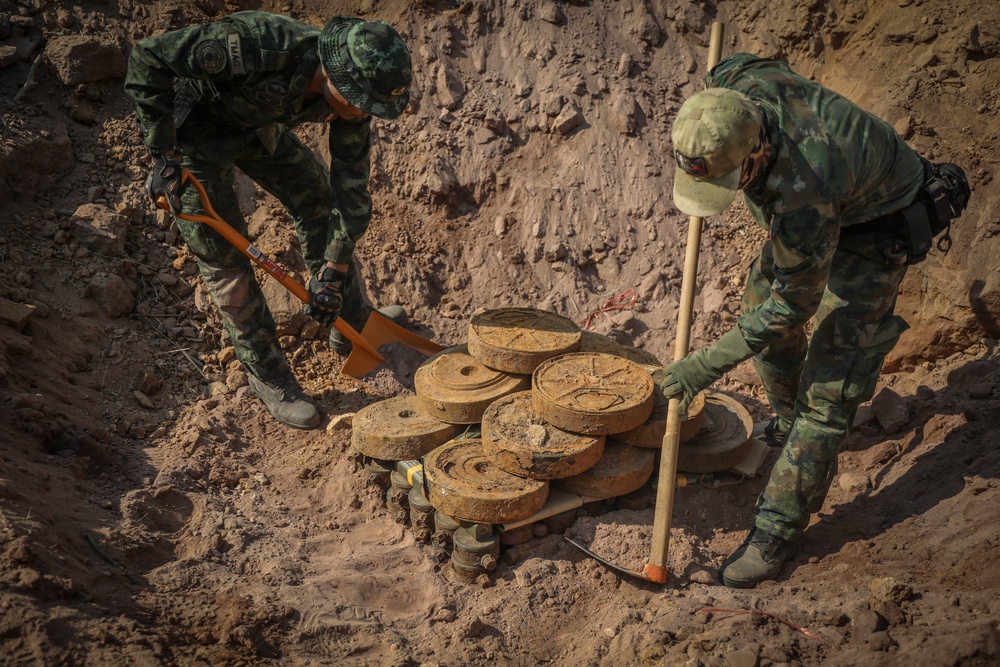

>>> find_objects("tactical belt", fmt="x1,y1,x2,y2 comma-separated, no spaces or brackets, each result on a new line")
841,159,970,265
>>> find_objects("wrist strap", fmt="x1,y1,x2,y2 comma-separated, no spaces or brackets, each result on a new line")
317,267,348,284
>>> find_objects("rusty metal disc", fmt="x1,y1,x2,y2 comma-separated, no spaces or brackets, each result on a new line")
620,345,663,372
578,332,663,372
351,395,461,460
677,391,753,473
415,345,531,424
481,391,606,480
579,330,626,356
552,440,655,501
467,308,582,374
615,384,707,448
531,353,654,435
423,439,550,524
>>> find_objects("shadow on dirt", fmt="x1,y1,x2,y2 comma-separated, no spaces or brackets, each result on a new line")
803,356,1000,561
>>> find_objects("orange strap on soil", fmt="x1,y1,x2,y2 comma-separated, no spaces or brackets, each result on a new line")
578,287,639,331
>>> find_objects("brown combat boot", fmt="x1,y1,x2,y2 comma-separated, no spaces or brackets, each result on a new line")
248,372,320,430
719,528,799,588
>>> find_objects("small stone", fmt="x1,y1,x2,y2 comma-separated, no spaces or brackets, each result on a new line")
218,346,236,364
433,608,456,623
838,472,870,493
326,413,354,432
132,390,156,410
617,53,634,77
14,394,45,411
0,298,37,332
870,387,910,434
44,35,126,86
457,616,484,638
968,382,993,399
538,1,565,24
726,646,759,667
0,45,17,69
851,608,887,642
688,569,715,585
553,108,583,135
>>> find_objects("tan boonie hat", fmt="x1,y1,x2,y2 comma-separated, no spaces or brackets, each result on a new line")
671,88,762,217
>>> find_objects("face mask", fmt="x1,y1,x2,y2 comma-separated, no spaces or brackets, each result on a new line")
737,119,772,190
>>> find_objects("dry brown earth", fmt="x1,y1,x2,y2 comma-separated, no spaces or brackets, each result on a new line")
1,0,998,665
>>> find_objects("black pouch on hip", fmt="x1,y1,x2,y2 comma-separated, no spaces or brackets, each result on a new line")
897,160,971,264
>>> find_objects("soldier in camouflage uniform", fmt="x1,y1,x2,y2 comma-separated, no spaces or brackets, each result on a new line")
125,12,412,429
660,53,969,587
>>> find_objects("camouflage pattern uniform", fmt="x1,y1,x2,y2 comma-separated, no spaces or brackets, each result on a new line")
125,11,374,381
707,54,925,540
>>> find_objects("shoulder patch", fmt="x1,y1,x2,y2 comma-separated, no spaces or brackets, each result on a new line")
194,40,227,74
227,33,246,76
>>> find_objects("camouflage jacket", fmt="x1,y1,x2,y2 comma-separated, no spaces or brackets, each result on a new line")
706,53,925,352
125,11,372,229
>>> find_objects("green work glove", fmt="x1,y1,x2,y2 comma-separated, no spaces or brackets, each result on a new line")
659,327,754,414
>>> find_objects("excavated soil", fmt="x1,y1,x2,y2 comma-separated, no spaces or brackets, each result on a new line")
1,0,999,665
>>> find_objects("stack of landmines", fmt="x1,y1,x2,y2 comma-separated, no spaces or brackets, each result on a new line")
348,308,752,583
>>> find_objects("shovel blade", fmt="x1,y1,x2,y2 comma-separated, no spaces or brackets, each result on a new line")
341,344,386,378
340,312,445,378
361,312,445,357
564,537,659,582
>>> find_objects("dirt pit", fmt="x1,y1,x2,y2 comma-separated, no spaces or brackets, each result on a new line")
2,0,999,665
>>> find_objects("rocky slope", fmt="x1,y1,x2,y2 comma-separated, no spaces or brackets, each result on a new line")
1,0,998,665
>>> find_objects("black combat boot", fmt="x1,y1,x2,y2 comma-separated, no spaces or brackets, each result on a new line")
248,371,321,430
328,305,407,356
719,528,799,588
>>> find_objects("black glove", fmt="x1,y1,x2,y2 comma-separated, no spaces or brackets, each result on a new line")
145,147,183,214
306,266,347,327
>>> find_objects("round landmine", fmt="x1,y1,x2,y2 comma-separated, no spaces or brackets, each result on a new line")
615,384,707,449
677,392,753,473
578,332,662,372
553,439,655,501
531,352,654,435
481,391,605,480
351,395,461,460
467,308,582,374
424,439,549,524
620,345,663,373
579,330,627,356
415,345,531,424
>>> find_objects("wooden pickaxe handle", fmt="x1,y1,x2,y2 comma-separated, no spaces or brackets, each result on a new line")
643,21,726,584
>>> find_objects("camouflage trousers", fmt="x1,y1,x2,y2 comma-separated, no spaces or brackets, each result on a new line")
745,238,909,541
172,122,370,381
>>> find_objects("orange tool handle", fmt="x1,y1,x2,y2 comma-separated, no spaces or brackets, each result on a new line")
158,170,311,302
156,169,383,362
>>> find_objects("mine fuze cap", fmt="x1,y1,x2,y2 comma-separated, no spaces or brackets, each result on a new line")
671,88,762,217
319,17,412,120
